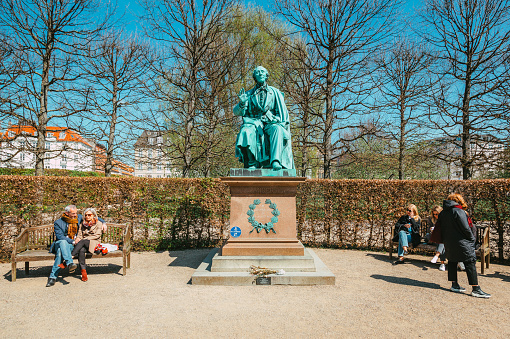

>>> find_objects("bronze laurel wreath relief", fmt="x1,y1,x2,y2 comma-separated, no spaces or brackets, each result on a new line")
247,199,280,234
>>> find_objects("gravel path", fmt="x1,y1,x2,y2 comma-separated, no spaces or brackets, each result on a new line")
1,249,509,338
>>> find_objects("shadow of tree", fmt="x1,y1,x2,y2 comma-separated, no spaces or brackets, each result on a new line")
371,274,448,291
166,248,212,269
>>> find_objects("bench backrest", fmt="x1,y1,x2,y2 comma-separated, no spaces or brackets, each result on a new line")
14,223,129,253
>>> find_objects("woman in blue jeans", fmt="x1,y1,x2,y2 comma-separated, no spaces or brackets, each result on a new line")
393,204,421,264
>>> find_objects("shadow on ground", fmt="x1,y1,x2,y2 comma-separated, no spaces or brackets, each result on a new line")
484,271,510,283
4,263,123,282
166,248,211,269
371,274,448,291
365,252,443,271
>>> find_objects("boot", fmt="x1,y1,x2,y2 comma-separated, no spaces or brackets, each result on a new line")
81,269,88,282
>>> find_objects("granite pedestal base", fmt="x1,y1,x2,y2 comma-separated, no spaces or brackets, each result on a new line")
220,176,306,256
191,248,335,285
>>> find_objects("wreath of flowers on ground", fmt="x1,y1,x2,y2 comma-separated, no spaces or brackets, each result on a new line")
247,198,280,234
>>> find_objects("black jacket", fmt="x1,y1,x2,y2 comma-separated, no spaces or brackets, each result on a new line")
393,215,421,247
439,200,476,262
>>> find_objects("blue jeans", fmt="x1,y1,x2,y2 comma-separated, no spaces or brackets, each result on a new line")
397,230,412,257
49,240,74,279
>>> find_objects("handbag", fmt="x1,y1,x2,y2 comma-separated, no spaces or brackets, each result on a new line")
429,220,442,243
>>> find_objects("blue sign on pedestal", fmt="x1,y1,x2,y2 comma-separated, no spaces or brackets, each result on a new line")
230,226,241,238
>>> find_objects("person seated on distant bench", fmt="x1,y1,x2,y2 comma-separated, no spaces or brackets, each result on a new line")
71,207,104,282
393,204,421,264
425,205,447,271
46,205,106,287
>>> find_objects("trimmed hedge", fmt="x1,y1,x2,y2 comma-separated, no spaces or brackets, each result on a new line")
0,176,509,262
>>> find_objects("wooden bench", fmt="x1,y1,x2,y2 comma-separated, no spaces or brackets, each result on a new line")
11,223,132,282
389,220,490,274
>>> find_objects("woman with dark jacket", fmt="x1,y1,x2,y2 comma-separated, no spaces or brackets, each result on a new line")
393,204,421,264
439,193,490,298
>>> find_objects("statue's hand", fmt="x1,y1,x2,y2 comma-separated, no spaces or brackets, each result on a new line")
238,88,249,105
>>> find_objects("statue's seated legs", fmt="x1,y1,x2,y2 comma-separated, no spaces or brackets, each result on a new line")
264,123,287,170
236,123,264,168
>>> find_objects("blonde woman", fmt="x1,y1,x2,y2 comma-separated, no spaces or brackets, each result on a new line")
71,207,104,282
393,204,421,264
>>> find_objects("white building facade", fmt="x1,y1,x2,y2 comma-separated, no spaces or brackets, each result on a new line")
1,126,95,171
134,130,177,178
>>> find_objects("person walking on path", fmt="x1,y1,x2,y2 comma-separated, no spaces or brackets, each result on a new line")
439,193,491,298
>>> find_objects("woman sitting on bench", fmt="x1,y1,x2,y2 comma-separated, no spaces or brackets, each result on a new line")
393,204,421,264
71,207,103,282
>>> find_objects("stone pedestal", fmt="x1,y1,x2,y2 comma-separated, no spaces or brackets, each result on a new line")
190,171,335,285
220,176,306,256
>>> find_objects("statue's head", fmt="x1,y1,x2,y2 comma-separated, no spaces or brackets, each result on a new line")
252,66,268,84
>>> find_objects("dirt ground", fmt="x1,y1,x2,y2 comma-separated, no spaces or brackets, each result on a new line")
1,248,509,338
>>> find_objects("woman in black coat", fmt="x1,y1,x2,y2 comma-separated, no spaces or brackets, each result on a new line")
393,204,421,264
439,193,490,298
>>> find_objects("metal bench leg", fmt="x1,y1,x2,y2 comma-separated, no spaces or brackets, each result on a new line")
25,262,30,276
12,262,16,282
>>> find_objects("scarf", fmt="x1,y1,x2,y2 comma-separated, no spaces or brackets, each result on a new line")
61,213,79,239
83,219,97,229
454,204,474,228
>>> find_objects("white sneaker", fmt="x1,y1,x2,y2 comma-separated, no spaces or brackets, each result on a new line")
439,264,446,271
431,256,438,264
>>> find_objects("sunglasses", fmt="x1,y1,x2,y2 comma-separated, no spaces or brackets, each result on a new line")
407,209,412,212
84,213,94,216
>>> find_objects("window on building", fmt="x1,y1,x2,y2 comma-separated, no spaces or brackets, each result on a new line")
45,142,50,150
147,163,152,171
138,149,142,158
157,137,163,144
59,132,66,139
157,175,161,178
157,163,162,170
20,141,25,149
157,150,162,158
62,153,67,161
138,163,142,170
20,153,25,161
61,164,67,169
149,138,154,145
148,174,152,178
74,154,78,160
45,164,50,169
148,149,152,158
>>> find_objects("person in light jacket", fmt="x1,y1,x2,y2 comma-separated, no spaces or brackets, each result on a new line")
439,193,490,298
71,207,104,282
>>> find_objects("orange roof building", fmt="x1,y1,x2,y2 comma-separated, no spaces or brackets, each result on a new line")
1,125,132,175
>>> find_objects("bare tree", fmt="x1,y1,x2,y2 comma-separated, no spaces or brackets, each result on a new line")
372,37,437,179
73,31,152,176
0,0,109,175
421,0,510,179
140,0,239,178
279,42,323,177
274,0,402,178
